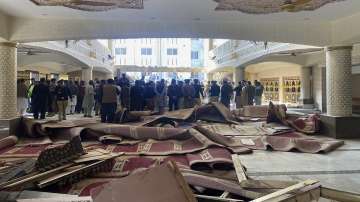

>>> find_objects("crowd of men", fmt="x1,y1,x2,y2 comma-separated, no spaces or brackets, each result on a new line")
16,73,264,123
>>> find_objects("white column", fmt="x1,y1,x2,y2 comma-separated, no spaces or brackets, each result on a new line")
0,42,17,120
300,66,313,105
82,67,93,82
325,46,353,117
233,66,245,84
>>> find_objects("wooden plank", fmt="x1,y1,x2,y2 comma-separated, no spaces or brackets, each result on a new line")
240,180,298,189
270,183,321,202
196,194,243,202
37,157,115,188
1,163,73,189
220,191,230,198
0,159,36,184
321,187,360,202
250,179,318,202
231,154,248,184
73,152,122,164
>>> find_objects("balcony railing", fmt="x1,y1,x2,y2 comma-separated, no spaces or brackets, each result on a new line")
53,40,113,66
210,40,288,67
209,40,321,72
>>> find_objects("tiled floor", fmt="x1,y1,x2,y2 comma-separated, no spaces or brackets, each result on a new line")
239,139,360,193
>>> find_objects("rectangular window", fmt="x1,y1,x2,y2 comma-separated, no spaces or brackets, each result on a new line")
191,51,199,59
115,48,126,55
141,48,152,55
167,48,178,55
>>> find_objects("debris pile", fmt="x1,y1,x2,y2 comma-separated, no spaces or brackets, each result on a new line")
0,102,358,202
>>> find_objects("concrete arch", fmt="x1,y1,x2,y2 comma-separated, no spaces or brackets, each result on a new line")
18,43,113,74
18,45,90,74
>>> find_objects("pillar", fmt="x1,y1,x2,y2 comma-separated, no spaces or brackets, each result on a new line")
82,67,93,82
233,66,245,84
0,42,17,120
0,42,19,137
300,66,313,107
325,46,353,117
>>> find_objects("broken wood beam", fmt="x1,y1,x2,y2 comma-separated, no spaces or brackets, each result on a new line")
0,163,73,190
195,194,243,202
240,179,298,189
37,157,115,188
250,179,319,202
220,191,230,198
231,154,248,184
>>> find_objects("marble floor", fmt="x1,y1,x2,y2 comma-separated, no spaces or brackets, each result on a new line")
239,139,360,193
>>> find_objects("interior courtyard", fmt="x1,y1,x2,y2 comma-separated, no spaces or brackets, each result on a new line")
0,0,360,201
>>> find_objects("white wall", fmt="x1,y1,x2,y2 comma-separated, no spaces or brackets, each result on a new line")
0,12,9,41
114,38,192,67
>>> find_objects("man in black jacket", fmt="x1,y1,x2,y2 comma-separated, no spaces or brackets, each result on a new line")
220,80,233,108
32,78,50,119
247,81,255,106
55,80,72,121
130,80,145,111
192,79,204,106
234,81,243,109
209,81,220,103
167,79,180,111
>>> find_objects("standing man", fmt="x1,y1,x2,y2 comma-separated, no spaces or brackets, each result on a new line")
182,79,195,108
68,80,78,114
155,79,167,114
130,80,145,111
94,80,101,116
118,73,130,109
144,81,156,111
75,81,85,113
100,79,120,123
247,81,255,106
209,81,220,103
167,79,180,111
192,79,204,106
32,78,50,119
17,79,28,116
234,81,243,109
241,81,249,107
48,79,57,117
220,79,233,108
177,80,184,109
27,78,36,113
55,80,71,121
254,80,264,105
82,80,95,117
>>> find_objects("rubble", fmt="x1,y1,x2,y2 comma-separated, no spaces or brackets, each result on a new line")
0,102,358,201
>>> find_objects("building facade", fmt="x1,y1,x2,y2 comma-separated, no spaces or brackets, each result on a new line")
114,38,207,81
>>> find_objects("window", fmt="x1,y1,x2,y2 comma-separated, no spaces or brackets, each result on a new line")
141,48,152,55
191,51,199,60
115,48,126,55
167,48,178,55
